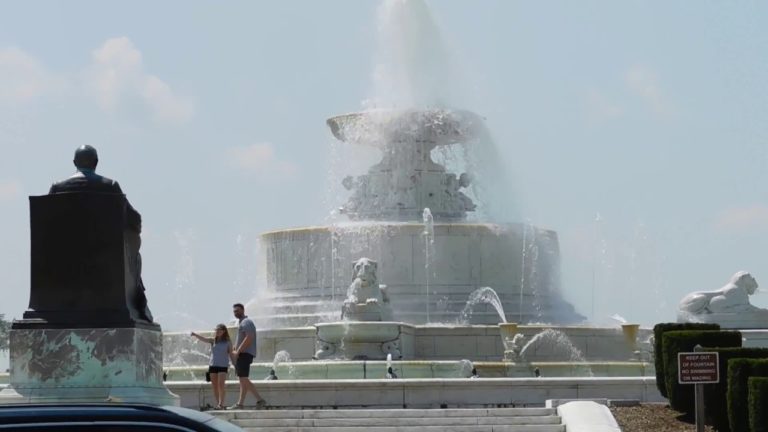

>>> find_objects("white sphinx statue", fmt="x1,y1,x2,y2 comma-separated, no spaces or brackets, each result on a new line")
341,257,392,321
677,271,768,329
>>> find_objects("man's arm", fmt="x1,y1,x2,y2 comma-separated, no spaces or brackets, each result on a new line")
235,320,256,354
236,334,251,354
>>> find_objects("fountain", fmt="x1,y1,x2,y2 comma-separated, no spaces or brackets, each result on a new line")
0,0,728,413
155,0,656,385
259,108,583,327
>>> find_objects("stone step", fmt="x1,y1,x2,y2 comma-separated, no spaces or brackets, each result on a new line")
234,425,564,432
212,408,564,432
233,416,561,427
222,408,556,419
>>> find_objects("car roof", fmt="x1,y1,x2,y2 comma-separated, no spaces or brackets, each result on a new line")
0,404,241,431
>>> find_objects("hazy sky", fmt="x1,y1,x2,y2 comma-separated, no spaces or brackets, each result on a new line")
1,0,767,336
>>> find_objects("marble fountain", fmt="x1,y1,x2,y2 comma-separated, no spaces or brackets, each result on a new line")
158,108,662,408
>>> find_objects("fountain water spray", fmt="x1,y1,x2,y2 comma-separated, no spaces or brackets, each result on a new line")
458,359,474,378
520,225,527,323
458,287,506,324
269,350,294,380
518,329,593,377
423,208,434,322
385,353,398,379
609,314,628,325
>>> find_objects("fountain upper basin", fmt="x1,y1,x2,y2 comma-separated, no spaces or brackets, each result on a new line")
326,109,484,147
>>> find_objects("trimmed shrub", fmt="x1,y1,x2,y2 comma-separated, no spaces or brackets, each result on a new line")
662,329,741,413
727,358,768,432
749,377,768,432
696,350,768,431
653,323,720,397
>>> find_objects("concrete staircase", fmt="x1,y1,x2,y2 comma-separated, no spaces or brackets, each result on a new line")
212,407,565,432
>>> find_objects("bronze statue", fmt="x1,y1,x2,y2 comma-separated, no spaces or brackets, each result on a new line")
48,145,153,323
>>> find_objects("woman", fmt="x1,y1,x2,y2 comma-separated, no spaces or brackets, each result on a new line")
191,324,233,409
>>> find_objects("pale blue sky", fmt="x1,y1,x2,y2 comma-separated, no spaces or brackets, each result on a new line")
1,0,767,332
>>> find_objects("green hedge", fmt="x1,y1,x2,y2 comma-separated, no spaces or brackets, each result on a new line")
653,323,720,397
696,349,768,431
727,358,768,432
749,377,768,432
662,330,741,413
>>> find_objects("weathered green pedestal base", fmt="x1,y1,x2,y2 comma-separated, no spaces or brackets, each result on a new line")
0,326,178,406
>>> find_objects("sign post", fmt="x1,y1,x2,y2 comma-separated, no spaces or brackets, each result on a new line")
678,347,719,432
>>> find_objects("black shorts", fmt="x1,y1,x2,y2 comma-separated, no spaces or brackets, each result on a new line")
235,353,254,378
208,366,228,374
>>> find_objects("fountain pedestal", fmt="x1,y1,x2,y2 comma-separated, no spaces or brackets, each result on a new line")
342,301,391,321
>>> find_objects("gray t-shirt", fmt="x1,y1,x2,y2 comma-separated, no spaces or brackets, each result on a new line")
210,340,230,367
236,317,257,356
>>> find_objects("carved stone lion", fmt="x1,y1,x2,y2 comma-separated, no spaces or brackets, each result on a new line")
341,257,392,321
346,258,383,304
679,271,760,314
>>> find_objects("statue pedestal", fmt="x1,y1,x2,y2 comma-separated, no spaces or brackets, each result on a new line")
0,326,177,405
342,302,393,322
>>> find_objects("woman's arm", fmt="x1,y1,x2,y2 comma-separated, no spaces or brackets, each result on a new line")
228,342,237,364
190,332,214,344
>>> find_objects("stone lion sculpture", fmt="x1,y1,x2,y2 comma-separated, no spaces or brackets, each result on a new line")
678,271,759,314
346,257,383,304
342,257,391,321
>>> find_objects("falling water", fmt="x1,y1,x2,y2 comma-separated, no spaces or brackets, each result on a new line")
610,314,628,325
423,208,434,323
525,226,542,322
163,334,211,381
271,350,294,380
330,227,339,303
518,329,592,376
519,225,527,323
385,353,397,378
458,359,474,378
458,287,506,324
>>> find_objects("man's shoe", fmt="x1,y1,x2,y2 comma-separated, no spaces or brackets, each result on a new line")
226,404,244,410
255,399,267,409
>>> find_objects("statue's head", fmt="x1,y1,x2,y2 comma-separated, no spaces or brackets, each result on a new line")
459,172,472,188
731,271,759,295
73,145,98,170
352,257,377,286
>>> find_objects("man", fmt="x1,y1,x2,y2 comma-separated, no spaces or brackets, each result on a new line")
229,303,266,409
49,145,152,323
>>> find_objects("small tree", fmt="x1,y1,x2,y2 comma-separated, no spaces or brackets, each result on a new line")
0,313,10,352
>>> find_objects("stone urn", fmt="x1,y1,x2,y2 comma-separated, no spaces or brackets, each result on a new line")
621,324,640,353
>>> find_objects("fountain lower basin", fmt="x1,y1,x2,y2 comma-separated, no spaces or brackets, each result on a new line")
314,321,412,360
164,324,655,367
